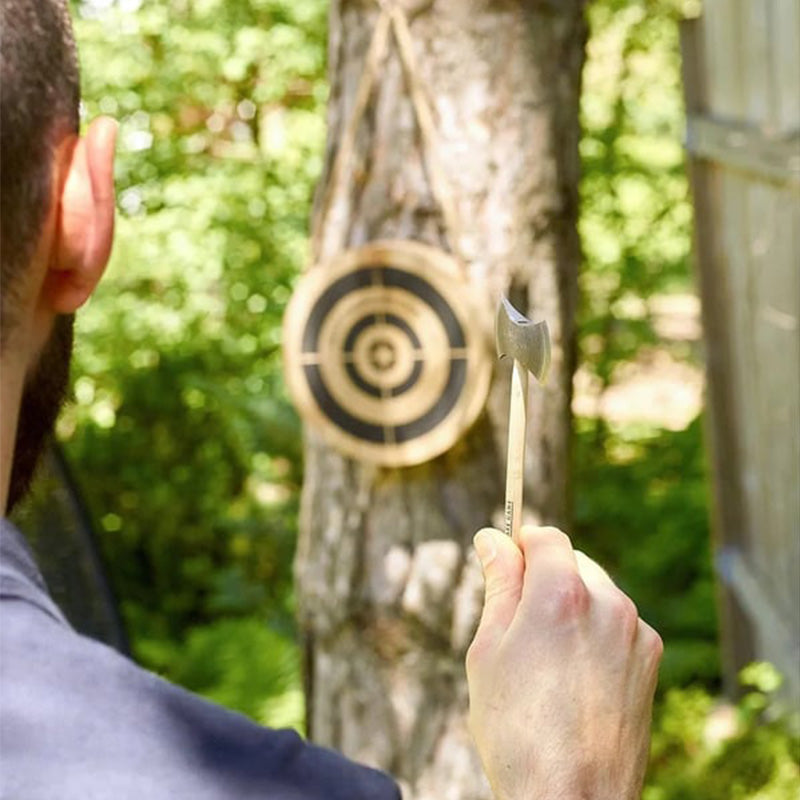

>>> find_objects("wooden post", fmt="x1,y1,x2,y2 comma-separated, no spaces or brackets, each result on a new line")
679,17,757,695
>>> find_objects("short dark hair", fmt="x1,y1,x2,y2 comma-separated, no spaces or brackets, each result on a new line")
1,0,80,344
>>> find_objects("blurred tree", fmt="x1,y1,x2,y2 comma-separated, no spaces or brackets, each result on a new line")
295,1,587,795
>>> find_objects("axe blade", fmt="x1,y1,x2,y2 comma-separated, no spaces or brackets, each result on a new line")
495,296,551,382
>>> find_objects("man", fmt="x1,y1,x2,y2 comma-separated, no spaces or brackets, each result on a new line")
0,1,663,798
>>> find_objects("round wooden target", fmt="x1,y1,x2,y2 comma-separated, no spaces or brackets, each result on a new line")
283,240,491,466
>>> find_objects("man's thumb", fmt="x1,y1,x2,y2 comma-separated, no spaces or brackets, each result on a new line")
473,527,524,640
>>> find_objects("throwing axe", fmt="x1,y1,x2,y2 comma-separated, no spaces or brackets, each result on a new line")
496,297,551,542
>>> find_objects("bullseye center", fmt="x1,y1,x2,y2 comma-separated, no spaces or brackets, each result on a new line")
369,340,396,371
352,324,415,390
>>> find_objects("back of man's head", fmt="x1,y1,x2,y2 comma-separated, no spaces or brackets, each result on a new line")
1,0,80,345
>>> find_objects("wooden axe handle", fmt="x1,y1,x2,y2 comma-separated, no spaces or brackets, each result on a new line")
504,359,529,543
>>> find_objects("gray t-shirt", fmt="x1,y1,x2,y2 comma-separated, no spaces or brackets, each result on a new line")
0,520,400,799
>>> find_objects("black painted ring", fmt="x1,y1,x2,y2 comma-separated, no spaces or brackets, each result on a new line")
342,312,423,398
300,266,468,445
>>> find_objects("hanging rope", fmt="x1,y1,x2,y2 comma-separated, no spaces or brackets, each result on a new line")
311,1,465,272
311,10,392,261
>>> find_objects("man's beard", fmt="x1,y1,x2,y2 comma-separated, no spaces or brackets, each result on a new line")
6,314,74,513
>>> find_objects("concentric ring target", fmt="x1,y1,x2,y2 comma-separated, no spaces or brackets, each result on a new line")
283,240,491,466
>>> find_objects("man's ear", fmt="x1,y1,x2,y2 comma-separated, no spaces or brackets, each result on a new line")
43,116,118,314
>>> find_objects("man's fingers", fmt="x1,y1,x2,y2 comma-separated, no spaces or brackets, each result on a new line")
471,527,524,646
575,551,662,663
519,526,580,575
518,526,588,618
574,550,615,592
637,618,665,682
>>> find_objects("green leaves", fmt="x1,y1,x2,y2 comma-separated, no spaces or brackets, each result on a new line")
580,0,693,387
65,0,327,668
646,665,800,799
576,0,716,693
574,417,719,689
169,618,305,732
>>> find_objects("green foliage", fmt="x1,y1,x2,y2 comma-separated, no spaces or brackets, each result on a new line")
577,0,717,691
574,416,719,689
580,0,694,389
645,664,800,799
65,0,328,681
156,618,305,732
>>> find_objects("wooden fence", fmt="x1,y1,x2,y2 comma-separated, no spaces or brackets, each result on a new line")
680,1,800,703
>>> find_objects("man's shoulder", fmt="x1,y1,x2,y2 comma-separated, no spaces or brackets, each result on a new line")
0,523,399,800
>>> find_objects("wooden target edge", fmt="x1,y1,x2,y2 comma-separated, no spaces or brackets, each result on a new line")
282,239,493,466
322,239,464,280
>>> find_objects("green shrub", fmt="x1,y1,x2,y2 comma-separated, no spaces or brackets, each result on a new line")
574,417,719,690
646,664,800,799
67,0,327,662
143,616,305,733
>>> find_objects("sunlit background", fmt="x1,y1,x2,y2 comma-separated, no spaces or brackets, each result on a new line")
13,1,797,796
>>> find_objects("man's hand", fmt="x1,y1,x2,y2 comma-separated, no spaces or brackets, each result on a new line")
466,526,663,800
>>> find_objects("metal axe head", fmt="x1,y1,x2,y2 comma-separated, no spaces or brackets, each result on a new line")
495,296,551,382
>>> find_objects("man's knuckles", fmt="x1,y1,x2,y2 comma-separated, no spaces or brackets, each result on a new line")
638,620,664,669
605,591,640,643
520,525,573,556
535,570,591,623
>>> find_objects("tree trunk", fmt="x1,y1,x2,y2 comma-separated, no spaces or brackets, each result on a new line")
295,1,587,797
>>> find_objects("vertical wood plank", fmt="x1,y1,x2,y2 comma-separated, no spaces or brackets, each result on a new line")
746,181,798,607
771,0,800,133
741,0,786,610
680,17,754,695
765,191,800,617
707,0,763,566
769,0,800,652
782,196,800,650
720,174,762,554
703,0,744,119
748,0,800,662
743,0,775,125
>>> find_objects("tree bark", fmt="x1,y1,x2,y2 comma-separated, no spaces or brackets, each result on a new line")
295,1,587,796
